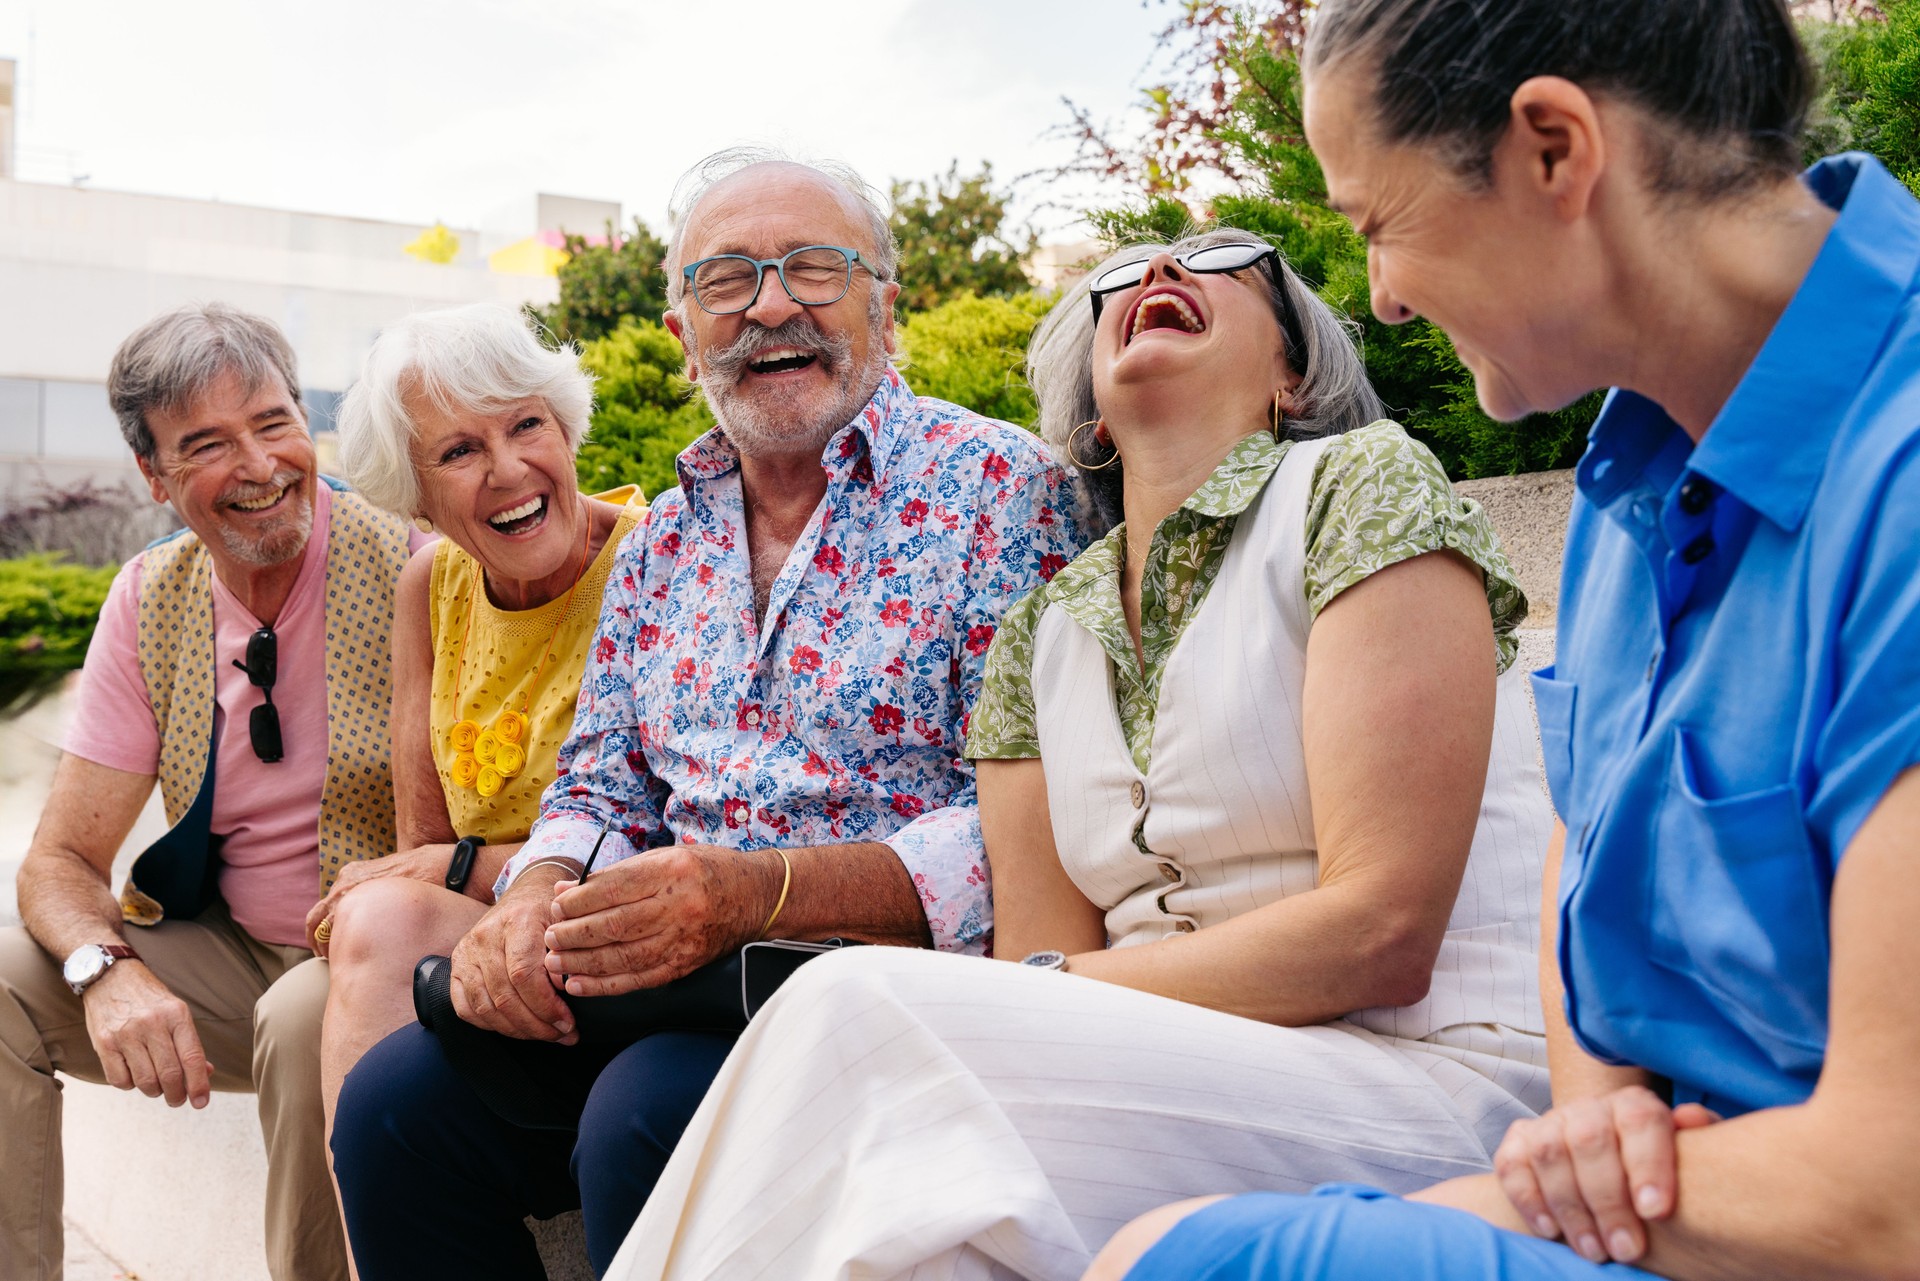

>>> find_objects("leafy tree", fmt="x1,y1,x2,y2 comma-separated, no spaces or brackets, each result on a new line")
534,219,672,346
890,163,1035,314
0,554,117,709
1806,0,1920,194
573,318,713,503
899,293,1056,427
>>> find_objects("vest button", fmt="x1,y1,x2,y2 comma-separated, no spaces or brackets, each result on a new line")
1175,919,1196,933
1130,781,1145,808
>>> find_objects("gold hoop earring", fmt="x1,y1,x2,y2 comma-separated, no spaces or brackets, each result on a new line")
1271,390,1285,439
1067,419,1121,472
413,514,434,534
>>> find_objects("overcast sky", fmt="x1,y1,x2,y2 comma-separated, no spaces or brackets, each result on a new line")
1,0,1172,242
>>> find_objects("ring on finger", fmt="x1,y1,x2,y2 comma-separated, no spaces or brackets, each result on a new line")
313,917,333,945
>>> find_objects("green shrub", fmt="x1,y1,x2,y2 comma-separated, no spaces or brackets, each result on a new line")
898,293,1055,427
1806,0,1920,195
573,319,714,502
0,554,118,710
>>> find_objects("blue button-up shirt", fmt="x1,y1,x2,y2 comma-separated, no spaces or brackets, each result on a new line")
1537,154,1920,1118
499,369,1085,954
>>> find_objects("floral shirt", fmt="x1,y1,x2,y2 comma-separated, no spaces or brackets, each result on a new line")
499,369,1086,953
968,423,1526,771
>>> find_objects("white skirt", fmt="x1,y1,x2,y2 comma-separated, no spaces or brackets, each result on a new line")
607,946,1548,1281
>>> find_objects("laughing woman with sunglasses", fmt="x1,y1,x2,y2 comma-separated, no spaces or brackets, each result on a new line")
603,230,1554,1281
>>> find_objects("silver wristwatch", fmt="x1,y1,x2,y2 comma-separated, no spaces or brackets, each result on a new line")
1018,950,1068,972
63,943,137,996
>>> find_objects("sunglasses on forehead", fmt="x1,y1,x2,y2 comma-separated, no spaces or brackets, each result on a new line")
1089,240,1306,367
232,626,283,763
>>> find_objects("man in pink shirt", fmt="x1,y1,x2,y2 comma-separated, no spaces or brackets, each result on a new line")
0,304,423,1281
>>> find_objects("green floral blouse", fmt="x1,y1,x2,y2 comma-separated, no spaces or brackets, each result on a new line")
966,422,1528,771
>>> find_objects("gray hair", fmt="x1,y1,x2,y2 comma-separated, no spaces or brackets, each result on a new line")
107,303,304,462
662,146,898,312
335,304,595,516
1304,0,1812,202
1027,229,1385,530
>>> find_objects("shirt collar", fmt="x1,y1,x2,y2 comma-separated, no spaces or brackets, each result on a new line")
1583,154,1920,531
673,365,911,491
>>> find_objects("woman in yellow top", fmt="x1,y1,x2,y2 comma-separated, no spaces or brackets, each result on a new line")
319,303,644,1144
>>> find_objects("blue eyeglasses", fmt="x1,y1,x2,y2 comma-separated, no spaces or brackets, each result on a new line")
682,244,884,316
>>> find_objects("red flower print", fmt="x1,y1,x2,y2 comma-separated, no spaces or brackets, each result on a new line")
965,624,995,656
790,645,823,674
802,751,829,777
723,798,750,829
982,452,1010,484
890,792,926,819
595,635,618,664
813,545,844,575
624,749,646,774
1040,553,1067,581
653,532,681,557
875,556,897,578
672,658,696,685
900,499,929,527
735,701,764,731
696,563,714,585
637,624,660,651
869,703,905,736
880,599,912,627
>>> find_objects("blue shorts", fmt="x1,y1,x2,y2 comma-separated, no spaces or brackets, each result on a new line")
1127,1185,1659,1281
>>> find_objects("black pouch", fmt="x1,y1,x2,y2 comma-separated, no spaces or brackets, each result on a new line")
410,939,853,1131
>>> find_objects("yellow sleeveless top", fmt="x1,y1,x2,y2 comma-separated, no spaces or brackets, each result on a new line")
428,487,644,844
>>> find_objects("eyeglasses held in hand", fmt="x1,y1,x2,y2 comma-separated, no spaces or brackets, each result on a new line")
682,244,884,316
231,626,283,763
1088,240,1306,367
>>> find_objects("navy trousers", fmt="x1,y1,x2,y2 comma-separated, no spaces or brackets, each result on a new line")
332,1020,737,1280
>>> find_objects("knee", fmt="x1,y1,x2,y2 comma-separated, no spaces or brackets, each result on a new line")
328,877,457,978
755,944,948,1030
0,927,57,1070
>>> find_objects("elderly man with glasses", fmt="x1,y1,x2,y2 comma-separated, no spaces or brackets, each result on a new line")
0,303,429,1281
328,148,1086,1280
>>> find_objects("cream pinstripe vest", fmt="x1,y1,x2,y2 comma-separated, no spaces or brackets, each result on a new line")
1032,436,1552,1040
120,486,412,926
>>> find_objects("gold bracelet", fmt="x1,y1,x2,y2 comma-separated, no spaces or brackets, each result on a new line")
758,849,793,940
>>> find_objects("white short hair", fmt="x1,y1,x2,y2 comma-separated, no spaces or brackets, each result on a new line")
336,304,596,516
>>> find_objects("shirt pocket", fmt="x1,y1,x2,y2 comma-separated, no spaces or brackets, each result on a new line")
1648,724,1829,1066
1529,666,1577,816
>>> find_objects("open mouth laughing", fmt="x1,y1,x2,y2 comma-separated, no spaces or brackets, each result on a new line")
746,346,822,376
225,478,300,515
1124,287,1208,345
487,494,549,536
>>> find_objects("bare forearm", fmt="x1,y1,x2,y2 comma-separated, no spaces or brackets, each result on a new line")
772,842,933,949
19,846,130,961
1064,879,1437,1025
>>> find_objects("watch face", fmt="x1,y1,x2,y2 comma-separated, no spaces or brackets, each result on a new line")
63,945,108,987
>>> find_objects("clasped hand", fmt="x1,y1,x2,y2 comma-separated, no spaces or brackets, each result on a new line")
449,844,775,1040
1494,1085,1720,1265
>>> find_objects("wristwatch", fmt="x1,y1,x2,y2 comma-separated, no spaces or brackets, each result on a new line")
1019,950,1068,972
445,836,483,894
63,943,138,996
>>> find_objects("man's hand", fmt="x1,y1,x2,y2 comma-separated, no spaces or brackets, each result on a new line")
449,866,576,1043
1493,1086,1720,1264
83,961,212,1109
542,845,781,996
305,843,454,956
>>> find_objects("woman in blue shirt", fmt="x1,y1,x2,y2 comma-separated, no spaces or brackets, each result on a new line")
1098,2,1920,1279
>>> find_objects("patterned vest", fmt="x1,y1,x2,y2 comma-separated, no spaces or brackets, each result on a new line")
119,484,413,926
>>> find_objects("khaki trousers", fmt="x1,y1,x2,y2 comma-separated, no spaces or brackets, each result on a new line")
0,903,347,1281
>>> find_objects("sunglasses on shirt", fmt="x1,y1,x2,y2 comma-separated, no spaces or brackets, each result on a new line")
231,626,284,763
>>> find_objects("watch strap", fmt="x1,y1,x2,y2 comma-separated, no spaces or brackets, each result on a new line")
102,944,137,961
445,837,482,894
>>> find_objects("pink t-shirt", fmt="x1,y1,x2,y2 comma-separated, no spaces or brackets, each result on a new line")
69,487,426,946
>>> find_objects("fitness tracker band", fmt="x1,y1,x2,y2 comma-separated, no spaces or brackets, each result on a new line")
445,836,482,894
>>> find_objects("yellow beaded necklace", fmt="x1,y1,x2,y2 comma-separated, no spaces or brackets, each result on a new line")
445,507,593,800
